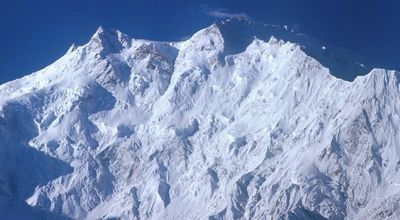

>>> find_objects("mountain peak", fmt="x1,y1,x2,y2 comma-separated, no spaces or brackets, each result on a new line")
88,26,131,55
184,23,225,51
90,26,113,42
212,19,370,80
91,26,123,39
94,25,106,34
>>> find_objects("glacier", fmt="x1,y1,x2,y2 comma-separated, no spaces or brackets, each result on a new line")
0,18,400,219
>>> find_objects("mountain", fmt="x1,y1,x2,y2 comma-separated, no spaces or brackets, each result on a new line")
214,18,370,81
0,18,400,219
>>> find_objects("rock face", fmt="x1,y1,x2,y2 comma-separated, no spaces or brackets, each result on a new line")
0,19,400,219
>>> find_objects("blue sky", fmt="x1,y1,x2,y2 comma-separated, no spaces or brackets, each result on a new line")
1,0,399,84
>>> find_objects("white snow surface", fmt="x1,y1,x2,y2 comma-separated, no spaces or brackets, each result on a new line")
1,21,400,220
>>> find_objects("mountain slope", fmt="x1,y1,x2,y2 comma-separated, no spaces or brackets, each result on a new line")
0,20,400,219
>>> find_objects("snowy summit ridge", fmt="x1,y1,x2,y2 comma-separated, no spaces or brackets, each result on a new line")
0,19,400,219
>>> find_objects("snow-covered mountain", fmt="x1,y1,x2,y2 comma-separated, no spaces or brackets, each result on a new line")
1,18,400,219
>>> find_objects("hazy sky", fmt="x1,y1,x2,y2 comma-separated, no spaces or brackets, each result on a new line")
1,0,399,84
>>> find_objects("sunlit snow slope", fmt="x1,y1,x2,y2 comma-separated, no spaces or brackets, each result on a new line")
0,19,400,219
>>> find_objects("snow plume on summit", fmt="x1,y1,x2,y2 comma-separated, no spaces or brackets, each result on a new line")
205,9,251,20
0,19,400,219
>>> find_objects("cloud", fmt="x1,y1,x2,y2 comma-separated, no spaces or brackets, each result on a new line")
204,8,251,20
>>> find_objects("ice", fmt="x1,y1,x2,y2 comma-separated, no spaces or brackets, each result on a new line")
0,18,399,219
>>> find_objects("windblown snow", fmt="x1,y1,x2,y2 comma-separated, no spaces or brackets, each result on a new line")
1,19,400,219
